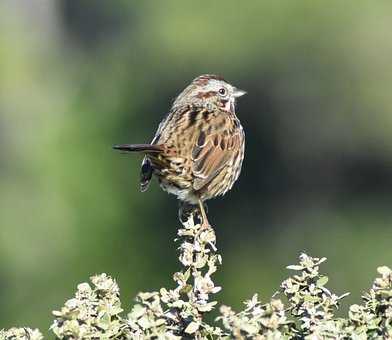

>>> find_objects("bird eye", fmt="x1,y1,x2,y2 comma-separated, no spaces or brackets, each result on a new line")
218,88,227,96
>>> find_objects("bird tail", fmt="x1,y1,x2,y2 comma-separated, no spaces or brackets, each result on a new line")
113,143,164,153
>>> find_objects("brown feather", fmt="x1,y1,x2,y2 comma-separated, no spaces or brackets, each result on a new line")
192,129,240,191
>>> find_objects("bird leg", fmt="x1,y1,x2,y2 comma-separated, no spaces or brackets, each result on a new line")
198,199,211,228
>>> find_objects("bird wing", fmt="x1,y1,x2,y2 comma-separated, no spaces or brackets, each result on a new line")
192,128,241,191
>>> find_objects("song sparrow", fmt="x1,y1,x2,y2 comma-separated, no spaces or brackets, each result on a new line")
114,74,246,227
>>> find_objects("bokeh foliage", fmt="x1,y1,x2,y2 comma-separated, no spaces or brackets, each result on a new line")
0,0,392,335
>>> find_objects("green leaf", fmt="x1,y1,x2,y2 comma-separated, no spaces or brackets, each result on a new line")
184,321,200,334
286,265,304,271
317,276,329,287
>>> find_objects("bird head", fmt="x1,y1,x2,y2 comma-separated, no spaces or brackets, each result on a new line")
173,74,246,113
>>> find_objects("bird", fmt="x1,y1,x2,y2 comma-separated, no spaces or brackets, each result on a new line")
113,74,246,227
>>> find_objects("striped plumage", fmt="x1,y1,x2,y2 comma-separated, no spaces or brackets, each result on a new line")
114,74,246,227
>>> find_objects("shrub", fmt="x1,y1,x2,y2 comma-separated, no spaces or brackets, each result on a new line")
1,215,391,339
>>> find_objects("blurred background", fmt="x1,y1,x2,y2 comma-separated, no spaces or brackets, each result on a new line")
1,0,392,334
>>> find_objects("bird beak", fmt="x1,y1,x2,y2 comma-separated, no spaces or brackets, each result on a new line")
233,87,247,98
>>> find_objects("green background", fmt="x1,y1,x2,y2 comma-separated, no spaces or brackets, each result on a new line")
1,1,391,334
